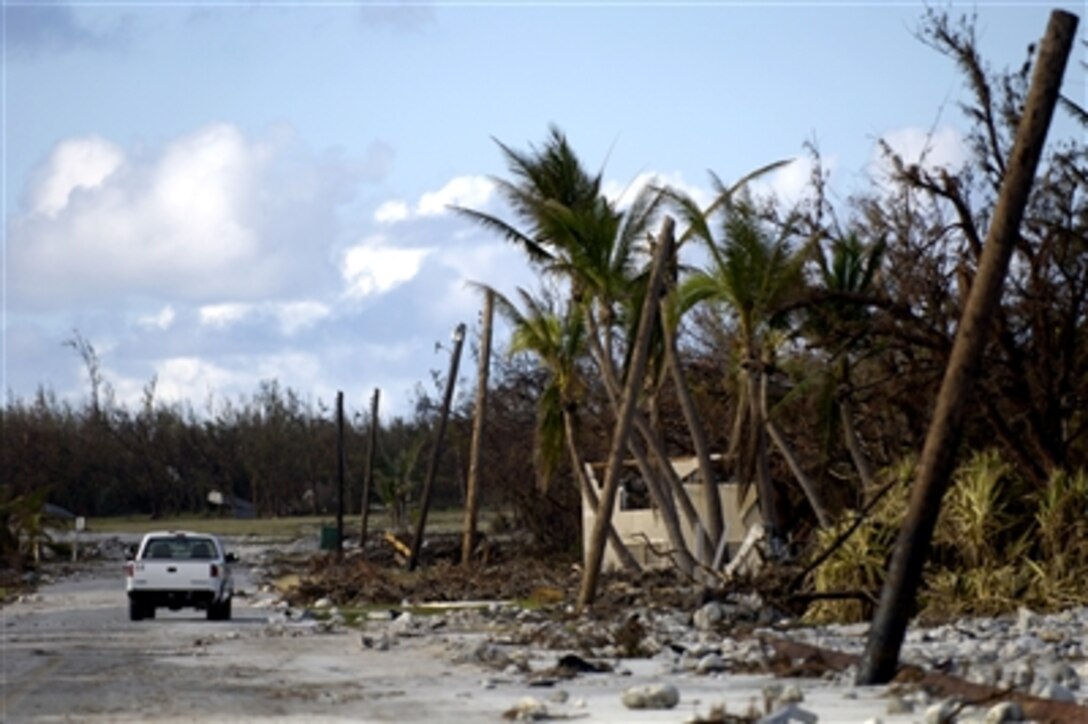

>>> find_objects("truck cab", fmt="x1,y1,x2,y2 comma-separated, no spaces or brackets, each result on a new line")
125,531,236,621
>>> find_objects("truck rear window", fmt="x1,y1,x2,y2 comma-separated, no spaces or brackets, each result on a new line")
142,537,217,560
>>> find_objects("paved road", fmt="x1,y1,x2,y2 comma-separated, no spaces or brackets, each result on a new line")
0,557,499,723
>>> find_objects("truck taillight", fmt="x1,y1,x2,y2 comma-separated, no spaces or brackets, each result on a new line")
124,562,134,577
210,564,219,578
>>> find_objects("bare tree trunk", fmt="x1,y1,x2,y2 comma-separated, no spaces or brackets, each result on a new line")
662,300,725,546
840,396,875,496
858,9,1078,685
631,411,714,554
761,373,833,528
360,389,379,547
747,365,783,543
586,312,703,560
408,323,467,572
463,292,493,567
563,411,642,573
578,217,676,611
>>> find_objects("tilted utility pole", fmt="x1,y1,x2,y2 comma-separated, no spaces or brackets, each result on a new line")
463,292,494,567
857,9,1078,685
360,388,380,548
408,323,467,572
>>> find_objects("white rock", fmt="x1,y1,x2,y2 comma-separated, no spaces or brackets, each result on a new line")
621,683,680,710
314,597,332,609
885,695,913,715
1016,606,1040,633
1041,661,1080,690
693,602,724,630
984,701,1023,724
1004,659,1034,690
696,653,727,675
389,612,418,636
757,703,818,724
923,700,958,724
1033,681,1075,702
509,696,549,720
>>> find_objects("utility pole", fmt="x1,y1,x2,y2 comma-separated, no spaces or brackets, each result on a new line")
408,323,467,572
360,388,380,548
462,292,494,567
335,390,345,559
857,9,1078,685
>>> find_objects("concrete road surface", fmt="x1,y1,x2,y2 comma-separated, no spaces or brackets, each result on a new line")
1,559,504,723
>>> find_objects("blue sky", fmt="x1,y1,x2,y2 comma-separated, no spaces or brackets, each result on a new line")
3,1,1084,420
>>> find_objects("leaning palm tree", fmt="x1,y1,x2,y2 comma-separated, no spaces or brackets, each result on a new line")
452,128,691,548
678,196,831,543
480,283,641,572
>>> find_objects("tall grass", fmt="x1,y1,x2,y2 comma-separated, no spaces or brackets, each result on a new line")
805,452,1088,623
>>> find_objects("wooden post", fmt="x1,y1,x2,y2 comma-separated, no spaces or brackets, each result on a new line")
336,390,345,559
577,217,675,611
408,323,467,571
857,9,1078,685
463,292,494,567
360,388,380,548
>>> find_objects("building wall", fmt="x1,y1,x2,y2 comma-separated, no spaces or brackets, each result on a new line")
581,456,762,572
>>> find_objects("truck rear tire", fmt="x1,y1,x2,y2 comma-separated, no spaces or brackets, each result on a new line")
129,599,154,621
208,597,231,621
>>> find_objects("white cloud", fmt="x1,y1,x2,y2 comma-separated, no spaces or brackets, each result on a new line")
9,123,375,310
149,357,237,405
374,199,410,224
748,156,831,209
416,175,494,216
199,302,253,328
30,136,124,216
341,236,432,299
137,305,176,331
276,301,331,334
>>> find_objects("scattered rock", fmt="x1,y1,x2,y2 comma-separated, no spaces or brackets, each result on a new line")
621,683,680,710
696,653,727,675
503,696,549,721
694,602,724,631
1032,681,1076,702
884,695,913,715
984,701,1023,724
923,700,958,724
757,703,818,724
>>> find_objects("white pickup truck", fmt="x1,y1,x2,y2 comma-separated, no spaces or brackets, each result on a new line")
125,531,236,621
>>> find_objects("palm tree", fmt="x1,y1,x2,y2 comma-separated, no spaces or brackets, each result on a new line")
456,129,699,568
678,196,830,543
807,232,888,500
481,284,642,572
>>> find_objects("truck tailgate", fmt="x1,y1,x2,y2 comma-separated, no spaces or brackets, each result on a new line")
130,561,217,590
